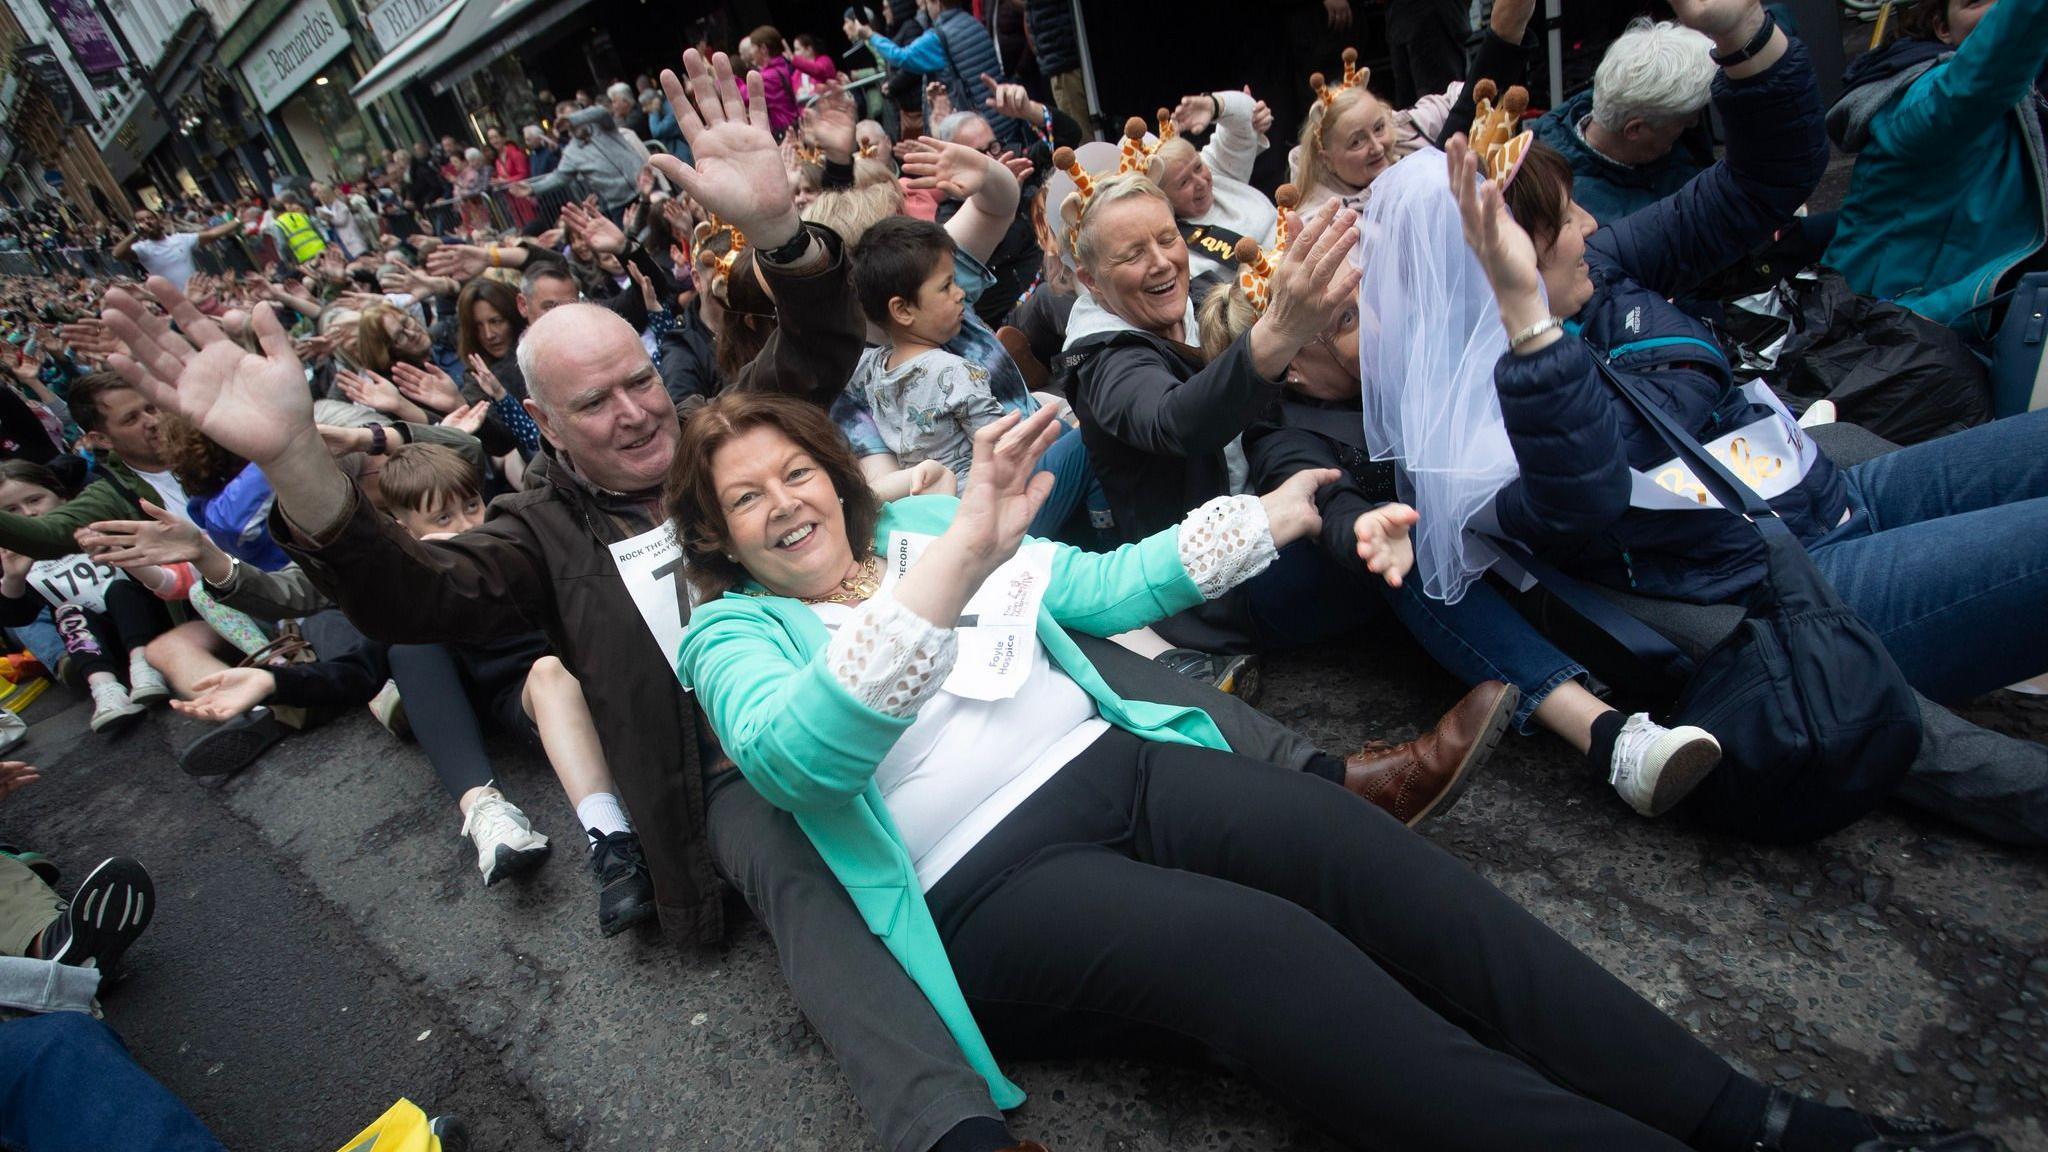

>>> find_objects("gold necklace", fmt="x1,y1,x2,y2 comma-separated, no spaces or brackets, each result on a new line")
800,555,883,607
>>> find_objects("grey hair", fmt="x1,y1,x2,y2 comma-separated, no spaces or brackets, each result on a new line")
1590,19,1718,133
520,262,578,298
606,82,634,103
934,111,982,143
522,123,545,142
1072,173,1173,272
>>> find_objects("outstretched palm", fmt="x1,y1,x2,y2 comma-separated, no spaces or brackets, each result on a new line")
100,278,314,468
652,50,798,243
900,137,990,201
949,405,1065,566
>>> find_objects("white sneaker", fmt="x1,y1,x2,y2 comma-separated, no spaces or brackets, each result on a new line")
88,680,147,734
1609,713,1722,818
127,652,171,707
459,793,550,885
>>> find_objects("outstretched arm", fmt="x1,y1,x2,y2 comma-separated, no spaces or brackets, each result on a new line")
901,136,1021,265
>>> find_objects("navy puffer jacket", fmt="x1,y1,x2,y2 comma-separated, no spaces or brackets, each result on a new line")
1025,0,1079,75
1491,37,1838,605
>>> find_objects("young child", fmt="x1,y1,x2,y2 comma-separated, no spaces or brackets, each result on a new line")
841,216,1100,537
0,461,173,733
845,216,1005,481
167,445,656,936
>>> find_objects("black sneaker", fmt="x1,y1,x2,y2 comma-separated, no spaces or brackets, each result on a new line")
429,1114,470,1152
178,706,286,777
43,857,153,975
589,829,656,937
1852,1115,1998,1152
1154,648,1262,706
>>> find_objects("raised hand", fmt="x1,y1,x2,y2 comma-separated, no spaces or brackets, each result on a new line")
170,667,277,723
652,50,802,248
424,244,489,281
560,200,628,257
334,368,412,418
1489,0,1538,40
979,73,1039,123
465,354,507,402
945,405,1065,570
1324,0,1353,30
56,318,118,362
0,548,31,586
391,361,464,412
1256,200,1363,351
75,501,210,569
625,260,662,312
100,278,317,471
0,762,39,804
440,400,491,435
994,151,1034,183
1668,0,1765,44
900,136,998,200
924,81,954,120
1258,468,1338,549
1172,94,1218,137
806,80,859,163
1445,135,1542,307
1248,89,1274,136
1353,503,1419,587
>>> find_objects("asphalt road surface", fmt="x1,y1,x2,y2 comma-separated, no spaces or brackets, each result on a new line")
3,629,2043,1151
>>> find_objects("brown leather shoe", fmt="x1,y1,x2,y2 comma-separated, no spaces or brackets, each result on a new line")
1344,681,1518,826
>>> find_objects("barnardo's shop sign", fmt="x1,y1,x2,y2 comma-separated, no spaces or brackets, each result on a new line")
239,0,351,113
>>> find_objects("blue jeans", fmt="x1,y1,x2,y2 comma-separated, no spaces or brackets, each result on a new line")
1026,423,1107,540
1808,406,2048,703
1241,544,1583,732
0,1013,224,1151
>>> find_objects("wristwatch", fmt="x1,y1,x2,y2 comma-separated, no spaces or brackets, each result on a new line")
1710,10,1777,67
758,227,814,266
368,424,388,455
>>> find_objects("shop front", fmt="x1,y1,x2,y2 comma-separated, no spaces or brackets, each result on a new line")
236,0,386,186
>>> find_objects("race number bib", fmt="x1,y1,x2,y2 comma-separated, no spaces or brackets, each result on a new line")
878,531,1053,702
1629,381,1819,512
609,521,693,678
28,555,125,614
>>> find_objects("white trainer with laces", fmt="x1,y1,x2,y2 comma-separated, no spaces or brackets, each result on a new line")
88,680,146,734
460,792,551,885
1609,713,1722,818
127,651,172,707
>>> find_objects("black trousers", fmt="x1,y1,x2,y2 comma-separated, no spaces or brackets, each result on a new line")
1387,0,1472,108
388,643,535,801
926,728,1732,1151
61,581,170,682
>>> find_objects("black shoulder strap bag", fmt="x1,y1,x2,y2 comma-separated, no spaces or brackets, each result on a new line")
1586,352,1922,842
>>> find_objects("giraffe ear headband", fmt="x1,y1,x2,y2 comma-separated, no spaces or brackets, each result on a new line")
1308,48,1369,145
1234,184,1301,313
1119,108,1177,176
1468,80,1534,190
1046,141,1123,270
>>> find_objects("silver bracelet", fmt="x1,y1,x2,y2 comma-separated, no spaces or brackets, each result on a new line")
1508,316,1562,351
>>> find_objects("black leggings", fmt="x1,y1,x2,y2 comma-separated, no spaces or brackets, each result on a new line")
386,644,534,801
925,729,1734,1151
57,581,170,682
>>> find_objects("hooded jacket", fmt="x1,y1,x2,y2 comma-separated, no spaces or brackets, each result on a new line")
1530,88,1716,225
1491,38,1836,605
1822,0,2048,335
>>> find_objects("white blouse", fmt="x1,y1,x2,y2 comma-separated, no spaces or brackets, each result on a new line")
813,494,1277,889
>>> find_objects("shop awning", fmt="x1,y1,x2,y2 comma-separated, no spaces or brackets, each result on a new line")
349,0,595,108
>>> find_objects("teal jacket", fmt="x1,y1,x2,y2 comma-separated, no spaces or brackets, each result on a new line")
675,495,1230,1108
1822,0,2048,335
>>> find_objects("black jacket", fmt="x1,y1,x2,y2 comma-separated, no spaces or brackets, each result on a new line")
1244,395,1400,581
1056,326,1280,542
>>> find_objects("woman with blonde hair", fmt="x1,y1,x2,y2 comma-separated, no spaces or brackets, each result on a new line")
1291,50,1405,214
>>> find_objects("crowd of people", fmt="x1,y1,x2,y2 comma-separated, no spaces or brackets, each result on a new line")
0,0,2042,1147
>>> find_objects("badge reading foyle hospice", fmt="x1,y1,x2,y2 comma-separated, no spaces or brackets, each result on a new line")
879,531,1053,701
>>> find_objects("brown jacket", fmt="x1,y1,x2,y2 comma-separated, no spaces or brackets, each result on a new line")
277,225,864,942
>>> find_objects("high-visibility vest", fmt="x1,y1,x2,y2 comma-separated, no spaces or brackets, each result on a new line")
274,211,326,262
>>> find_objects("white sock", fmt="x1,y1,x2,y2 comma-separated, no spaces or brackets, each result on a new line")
86,671,119,691
576,792,631,844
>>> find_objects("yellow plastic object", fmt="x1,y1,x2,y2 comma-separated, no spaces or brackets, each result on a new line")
333,1099,442,1152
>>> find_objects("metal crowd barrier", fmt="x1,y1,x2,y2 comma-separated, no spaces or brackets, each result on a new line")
0,248,132,279
420,176,593,240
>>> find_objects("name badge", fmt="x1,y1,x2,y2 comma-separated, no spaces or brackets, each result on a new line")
29,555,125,614
1630,381,1817,511
878,531,1053,702
608,521,693,682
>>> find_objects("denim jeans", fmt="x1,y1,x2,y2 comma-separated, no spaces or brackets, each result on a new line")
1241,544,1584,731
1808,406,2048,702
1027,423,1107,540
0,1013,225,1151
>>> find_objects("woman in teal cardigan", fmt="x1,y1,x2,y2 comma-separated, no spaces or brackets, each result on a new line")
670,392,1979,1152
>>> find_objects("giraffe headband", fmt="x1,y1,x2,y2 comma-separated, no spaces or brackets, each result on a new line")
1235,185,1301,313
1118,109,1177,175
1468,80,1534,190
1310,48,1367,109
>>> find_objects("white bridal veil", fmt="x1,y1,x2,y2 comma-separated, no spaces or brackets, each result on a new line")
1356,149,1522,604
